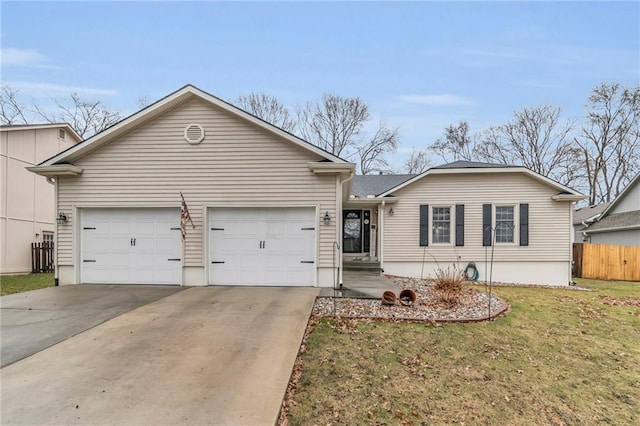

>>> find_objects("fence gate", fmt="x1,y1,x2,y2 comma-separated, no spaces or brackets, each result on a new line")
573,242,640,282
31,242,54,273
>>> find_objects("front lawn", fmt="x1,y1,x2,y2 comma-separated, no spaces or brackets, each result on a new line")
285,279,640,425
0,273,55,296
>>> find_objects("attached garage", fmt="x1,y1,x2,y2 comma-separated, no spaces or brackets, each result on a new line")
81,208,182,285
29,85,354,287
209,207,316,286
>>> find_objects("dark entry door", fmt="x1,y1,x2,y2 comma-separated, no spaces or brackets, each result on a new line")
343,210,362,253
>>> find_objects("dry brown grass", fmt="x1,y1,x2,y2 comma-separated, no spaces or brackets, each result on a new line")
284,278,640,425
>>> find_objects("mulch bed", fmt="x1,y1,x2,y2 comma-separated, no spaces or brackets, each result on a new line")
313,276,509,323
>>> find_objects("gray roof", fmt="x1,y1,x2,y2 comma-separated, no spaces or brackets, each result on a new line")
573,203,610,225
585,210,640,233
432,160,516,169
350,174,416,197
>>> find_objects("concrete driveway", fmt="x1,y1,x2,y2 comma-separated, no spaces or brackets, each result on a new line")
1,286,318,425
1,285,184,367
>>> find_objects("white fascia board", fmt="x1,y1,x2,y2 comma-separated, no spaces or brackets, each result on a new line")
26,164,83,177
377,167,584,198
345,197,398,205
552,194,586,202
308,162,355,174
584,224,640,234
39,84,349,167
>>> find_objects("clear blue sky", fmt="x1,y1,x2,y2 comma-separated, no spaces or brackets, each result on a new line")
2,1,638,168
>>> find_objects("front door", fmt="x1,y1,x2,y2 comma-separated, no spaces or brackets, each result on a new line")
343,210,362,253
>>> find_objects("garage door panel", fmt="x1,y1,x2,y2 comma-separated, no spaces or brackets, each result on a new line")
82,209,181,285
209,207,316,286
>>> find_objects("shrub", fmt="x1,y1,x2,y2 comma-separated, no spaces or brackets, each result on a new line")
433,265,467,305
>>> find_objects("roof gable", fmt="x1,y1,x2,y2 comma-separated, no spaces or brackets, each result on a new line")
376,164,584,199
35,84,347,167
600,174,640,217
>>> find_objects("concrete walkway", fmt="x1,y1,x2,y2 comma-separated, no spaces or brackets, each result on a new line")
1,286,318,425
320,270,401,298
1,285,184,367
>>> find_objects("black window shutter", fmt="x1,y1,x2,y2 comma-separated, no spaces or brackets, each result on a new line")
419,204,429,246
455,204,464,246
482,204,492,246
520,203,529,246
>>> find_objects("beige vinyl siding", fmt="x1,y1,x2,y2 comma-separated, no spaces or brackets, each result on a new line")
57,98,338,268
383,172,572,263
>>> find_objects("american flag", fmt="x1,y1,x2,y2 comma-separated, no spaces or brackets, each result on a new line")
180,192,194,242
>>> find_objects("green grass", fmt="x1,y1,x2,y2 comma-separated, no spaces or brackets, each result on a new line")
0,273,55,296
286,279,640,425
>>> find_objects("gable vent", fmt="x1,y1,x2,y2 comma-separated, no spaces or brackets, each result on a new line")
184,124,205,144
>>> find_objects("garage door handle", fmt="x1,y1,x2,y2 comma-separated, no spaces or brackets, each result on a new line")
168,258,181,261
211,261,225,264
83,227,96,230
301,261,314,264
83,259,96,263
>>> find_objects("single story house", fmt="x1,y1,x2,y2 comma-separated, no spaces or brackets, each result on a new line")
1,123,82,274
29,85,584,287
573,202,609,243
583,174,640,246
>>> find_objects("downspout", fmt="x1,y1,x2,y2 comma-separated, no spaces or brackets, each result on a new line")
581,221,591,243
380,200,385,272
46,177,59,286
338,170,355,287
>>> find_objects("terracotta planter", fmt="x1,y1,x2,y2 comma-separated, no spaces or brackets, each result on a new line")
399,289,417,306
381,290,397,306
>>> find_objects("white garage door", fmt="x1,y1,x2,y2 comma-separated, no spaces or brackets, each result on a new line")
209,207,316,286
82,209,182,285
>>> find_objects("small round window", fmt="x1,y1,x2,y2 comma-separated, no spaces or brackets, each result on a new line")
184,124,205,144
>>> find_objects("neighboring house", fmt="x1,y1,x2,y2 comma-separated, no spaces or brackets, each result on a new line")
28,85,584,287
573,203,609,243
345,160,584,286
583,174,640,246
1,124,82,274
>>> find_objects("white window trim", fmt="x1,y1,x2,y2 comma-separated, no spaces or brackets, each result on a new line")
430,205,454,245
494,204,518,245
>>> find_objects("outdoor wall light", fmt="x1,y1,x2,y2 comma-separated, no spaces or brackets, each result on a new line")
323,211,331,225
56,212,68,224
389,207,394,216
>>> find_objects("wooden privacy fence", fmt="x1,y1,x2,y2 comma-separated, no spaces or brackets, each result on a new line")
31,242,54,273
573,243,640,282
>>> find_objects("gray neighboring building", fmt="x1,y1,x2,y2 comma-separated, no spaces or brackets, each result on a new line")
583,175,640,246
573,202,609,243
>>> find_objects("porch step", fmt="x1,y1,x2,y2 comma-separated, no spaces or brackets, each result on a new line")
343,260,383,272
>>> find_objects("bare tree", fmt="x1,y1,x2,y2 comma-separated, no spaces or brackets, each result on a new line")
428,121,478,162
136,95,151,109
404,148,431,174
33,93,122,139
297,93,400,173
0,84,29,125
357,121,399,175
235,93,296,132
297,93,369,157
474,105,579,187
576,83,640,204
